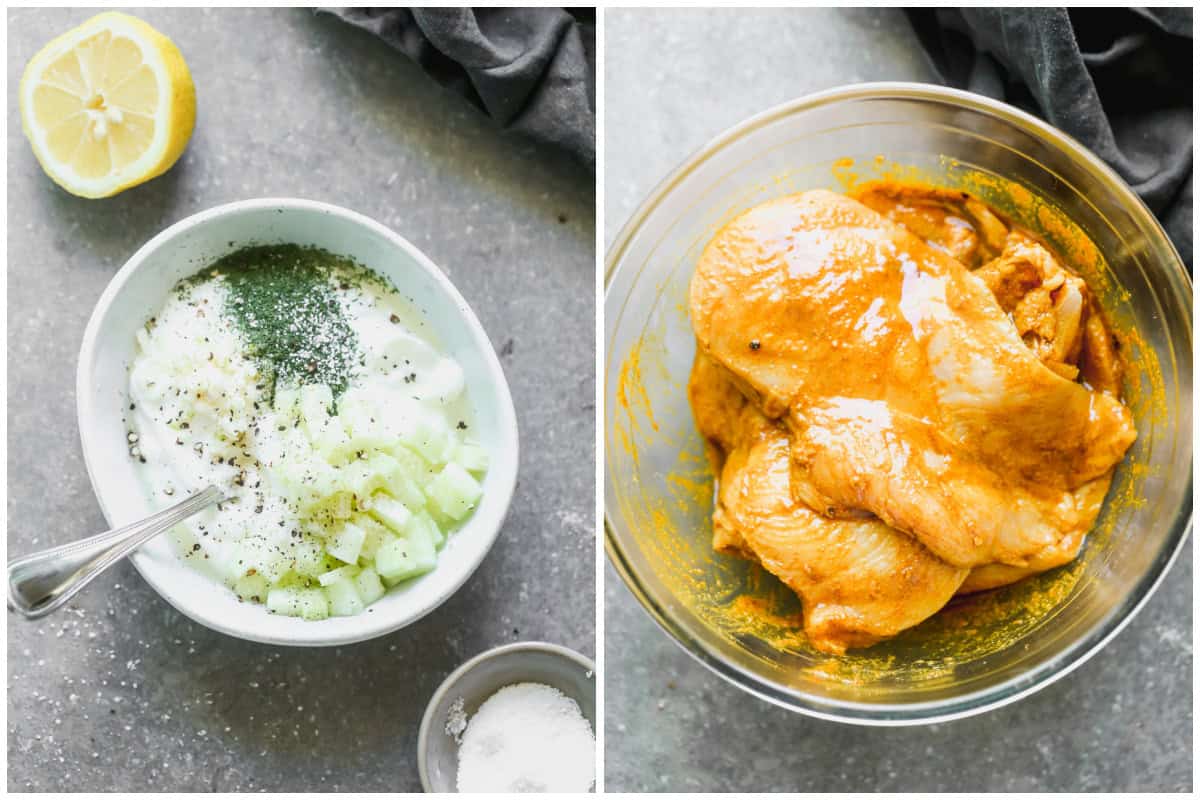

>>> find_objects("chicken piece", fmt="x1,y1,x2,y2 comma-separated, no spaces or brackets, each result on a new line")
975,230,1089,381
791,398,1112,569
690,190,1136,570
689,354,760,560
958,473,1111,593
851,181,1010,268
690,353,967,654
1078,296,1125,397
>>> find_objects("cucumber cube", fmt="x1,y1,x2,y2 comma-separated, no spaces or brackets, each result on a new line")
233,572,269,603
314,415,350,458
400,413,451,464
273,457,338,512
274,385,301,417
233,538,290,583
353,566,386,606
410,509,445,549
267,587,301,617
267,587,328,620
324,490,353,521
355,515,395,561
317,564,360,587
325,579,364,617
300,384,334,439
343,454,415,505
370,494,413,533
297,588,330,620
327,522,367,564
387,443,432,477
388,473,426,511
337,392,379,437
428,462,483,521
375,527,436,584
454,442,489,474
289,536,326,577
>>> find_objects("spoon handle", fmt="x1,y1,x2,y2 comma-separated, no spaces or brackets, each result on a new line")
7,485,224,619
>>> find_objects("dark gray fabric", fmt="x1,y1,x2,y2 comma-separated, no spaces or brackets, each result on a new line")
907,7,1192,266
320,7,595,170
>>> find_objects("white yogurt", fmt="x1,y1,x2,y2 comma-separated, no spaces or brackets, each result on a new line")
127,259,473,588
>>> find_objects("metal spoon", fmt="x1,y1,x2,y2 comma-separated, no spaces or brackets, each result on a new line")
7,485,225,619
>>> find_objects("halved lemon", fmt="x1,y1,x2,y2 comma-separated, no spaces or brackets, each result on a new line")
19,12,196,199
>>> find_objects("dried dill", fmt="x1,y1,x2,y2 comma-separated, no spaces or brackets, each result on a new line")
205,245,373,402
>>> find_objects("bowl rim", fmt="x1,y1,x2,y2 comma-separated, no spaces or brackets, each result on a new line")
76,197,520,647
416,640,597,792
603,81,1193,725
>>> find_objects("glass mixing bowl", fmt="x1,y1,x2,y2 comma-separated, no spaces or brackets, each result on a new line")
604,83,1192,724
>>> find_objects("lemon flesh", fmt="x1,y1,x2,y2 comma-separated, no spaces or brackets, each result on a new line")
19,12,196,198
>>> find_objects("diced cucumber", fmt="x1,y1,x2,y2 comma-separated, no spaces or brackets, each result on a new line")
387,443,432,476
272,457,339,512
289,535,327,577
341,454,400,502
216,378,487,621
400,413,452,464
388,473,426,511
267,587,301,616
353,566,386,606
298,589,330,620
321,490,354,521
267,587,329,620
370,494,413,533
453,441,489,474
375,527,437,584
409,508,445,550
424,502,458,532
327,522,367,564
355,515,395,561
428,462,483,521
317,564,360,587
361,452,424,506
314,415,350,458
336,391,379,437
274,385,302,417
300,384,334,439
234,572,270,603
325,578,364,616
232,538,290,583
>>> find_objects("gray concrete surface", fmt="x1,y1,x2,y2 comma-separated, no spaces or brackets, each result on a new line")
603,8,1192,793
8,8,594,792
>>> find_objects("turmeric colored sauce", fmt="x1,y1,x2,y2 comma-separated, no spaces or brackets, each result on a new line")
610,157,1163,679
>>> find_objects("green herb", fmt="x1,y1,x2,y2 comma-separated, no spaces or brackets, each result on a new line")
205,244,370,402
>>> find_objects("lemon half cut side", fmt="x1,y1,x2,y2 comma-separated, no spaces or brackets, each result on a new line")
19,12,196,199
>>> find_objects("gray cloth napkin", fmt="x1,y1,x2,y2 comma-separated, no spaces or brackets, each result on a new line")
907,7,1192,266
320,7,595,170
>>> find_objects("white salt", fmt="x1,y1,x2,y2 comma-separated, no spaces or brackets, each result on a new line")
455,682,595,793
445,696,468,743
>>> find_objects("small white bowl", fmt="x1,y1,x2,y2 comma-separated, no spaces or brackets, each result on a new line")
76,198,519,646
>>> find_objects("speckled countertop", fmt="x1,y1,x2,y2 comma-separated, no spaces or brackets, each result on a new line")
7,7,594,792
603,8,1192,792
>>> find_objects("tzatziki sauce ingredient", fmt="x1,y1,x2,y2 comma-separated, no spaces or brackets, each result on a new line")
455,682,595,793
127,245,488,618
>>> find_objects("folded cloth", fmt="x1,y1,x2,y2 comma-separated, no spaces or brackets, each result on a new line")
906,8,1192,266
320,7,595,170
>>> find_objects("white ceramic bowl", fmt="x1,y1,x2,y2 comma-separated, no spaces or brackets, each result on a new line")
77,198,519,646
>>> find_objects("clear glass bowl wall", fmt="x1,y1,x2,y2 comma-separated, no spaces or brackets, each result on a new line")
604,85,1192,723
